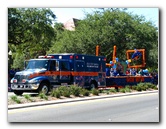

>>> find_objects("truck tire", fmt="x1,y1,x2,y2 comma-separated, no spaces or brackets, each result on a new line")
13,90,24,96
38,83,50,95
90,81,98,89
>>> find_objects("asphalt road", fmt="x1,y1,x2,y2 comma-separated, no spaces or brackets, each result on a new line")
8,92,159,122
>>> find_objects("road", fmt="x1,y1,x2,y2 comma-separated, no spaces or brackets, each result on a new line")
8,92,159,122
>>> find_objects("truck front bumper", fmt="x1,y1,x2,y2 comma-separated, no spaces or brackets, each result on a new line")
11,83,40,90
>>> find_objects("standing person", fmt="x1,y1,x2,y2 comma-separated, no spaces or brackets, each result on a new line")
130,68,136,76
126,69,130,75
9,68,15,79
110,68,114,76
116,62,123,76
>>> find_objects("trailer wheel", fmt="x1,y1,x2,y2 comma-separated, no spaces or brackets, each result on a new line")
38,83,49,95
13,90,24,96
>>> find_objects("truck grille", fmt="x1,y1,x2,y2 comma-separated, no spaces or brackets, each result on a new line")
14,75,28,83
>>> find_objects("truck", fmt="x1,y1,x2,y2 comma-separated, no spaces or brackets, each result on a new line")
10,53,107,95
10,46,154,95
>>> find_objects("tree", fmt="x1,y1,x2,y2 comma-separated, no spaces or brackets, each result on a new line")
8,8,56,46
48,8,158,69
8,8,57,69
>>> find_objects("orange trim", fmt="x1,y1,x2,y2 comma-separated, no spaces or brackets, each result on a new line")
113,45,116,63
71,72,98,76
126,49,146,68
96,45,100,56
106,63,113,67
29,71,102,79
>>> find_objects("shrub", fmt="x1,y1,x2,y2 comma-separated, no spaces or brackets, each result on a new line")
63,89,71,97
101,90,109,94
109,88,117,93
10,95,21,104
136,86,142,92
131,85,137,90
70,85,82,97
51,89,61,98
153,86,158,90
145,83,153,89
151,84,157,89
144,85,149,90
23,94,33,102
125,85,131,89
141,86,147,91
92,88,99,95
58,86,69,96
125,87,131,92
119,88,126,93
137,83,145,87
39,93,48,100
81,89,90,96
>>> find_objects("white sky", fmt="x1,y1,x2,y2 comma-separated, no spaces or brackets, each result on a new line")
51,8,159,28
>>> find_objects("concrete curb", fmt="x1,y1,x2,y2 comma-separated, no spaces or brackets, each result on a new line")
8,90,158,110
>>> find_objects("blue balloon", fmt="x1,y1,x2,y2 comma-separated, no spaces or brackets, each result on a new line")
143,69,148,73
116,57,119,62
113,64,116,68
110,61,113,64
126,60,129,64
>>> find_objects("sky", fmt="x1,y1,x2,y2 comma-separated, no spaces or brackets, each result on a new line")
51,8,159,28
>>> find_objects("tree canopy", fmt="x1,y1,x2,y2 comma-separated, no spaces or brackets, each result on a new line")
48,8,158,69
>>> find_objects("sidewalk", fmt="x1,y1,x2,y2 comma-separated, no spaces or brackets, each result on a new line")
8,90,158,110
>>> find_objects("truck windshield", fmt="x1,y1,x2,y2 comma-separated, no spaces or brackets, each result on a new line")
26,60,49,70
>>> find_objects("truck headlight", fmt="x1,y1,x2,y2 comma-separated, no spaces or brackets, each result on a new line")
10,78,17,83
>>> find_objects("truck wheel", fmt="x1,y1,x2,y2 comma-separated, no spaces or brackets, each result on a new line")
38,83,49,95
90,82,97,89
13,90,24,96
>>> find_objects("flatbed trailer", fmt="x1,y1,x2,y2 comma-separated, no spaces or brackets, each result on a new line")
105,76,152,88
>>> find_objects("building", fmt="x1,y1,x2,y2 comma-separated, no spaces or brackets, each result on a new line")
63,18,80,31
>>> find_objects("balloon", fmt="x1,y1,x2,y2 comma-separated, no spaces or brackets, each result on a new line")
110,61,113,64
116,57,119,62
126,60,129,64
113,64,116,68
143,69,148,73
128,59,131,62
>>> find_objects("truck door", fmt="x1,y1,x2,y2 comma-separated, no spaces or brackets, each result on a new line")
49,60,58,86
75,61,85,87
59,61,70,83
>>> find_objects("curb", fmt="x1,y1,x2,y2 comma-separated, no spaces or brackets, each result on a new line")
8,90,158,110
